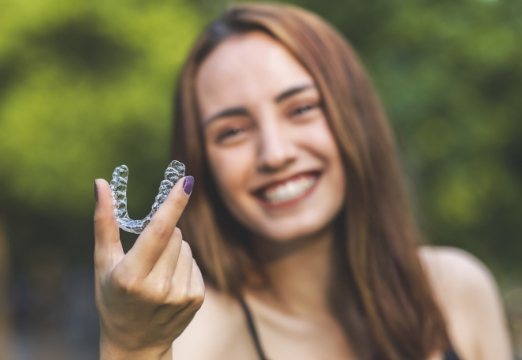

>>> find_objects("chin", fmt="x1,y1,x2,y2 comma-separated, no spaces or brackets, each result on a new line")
253,216,335,243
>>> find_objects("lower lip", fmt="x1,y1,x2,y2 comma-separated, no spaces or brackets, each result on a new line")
255,174,320,210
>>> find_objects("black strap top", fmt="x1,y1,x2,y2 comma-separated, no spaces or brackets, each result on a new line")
239,296,270,359
238,297,461,360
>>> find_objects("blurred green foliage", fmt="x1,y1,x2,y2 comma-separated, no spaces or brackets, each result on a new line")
285,0,522,279
0,0,203,217
0,0,520,280
0,0,520,356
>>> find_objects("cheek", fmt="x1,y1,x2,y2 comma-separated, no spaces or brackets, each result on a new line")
301,120,342,161
305,121,346,189
207,146,254,200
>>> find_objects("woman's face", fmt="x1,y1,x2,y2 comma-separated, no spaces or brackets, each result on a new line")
196,32,345,242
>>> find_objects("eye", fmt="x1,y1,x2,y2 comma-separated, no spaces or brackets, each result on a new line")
289,102,321,119
292,104,315,116
215,126,247,144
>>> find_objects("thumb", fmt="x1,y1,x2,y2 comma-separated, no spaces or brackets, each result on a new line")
94,179,123,271
136,175,195,242
121,175,195,269
158,175,195,226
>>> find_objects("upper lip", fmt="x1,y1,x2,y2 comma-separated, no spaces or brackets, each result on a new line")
251,170,321,195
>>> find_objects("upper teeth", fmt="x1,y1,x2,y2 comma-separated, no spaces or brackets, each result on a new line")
262,176,316,203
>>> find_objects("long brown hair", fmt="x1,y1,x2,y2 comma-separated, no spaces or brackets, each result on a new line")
172,3,450,359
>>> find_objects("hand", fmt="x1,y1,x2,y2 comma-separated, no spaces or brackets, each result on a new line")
93,176,204,360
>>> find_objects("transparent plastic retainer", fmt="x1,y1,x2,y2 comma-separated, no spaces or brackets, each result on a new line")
110,160,185,234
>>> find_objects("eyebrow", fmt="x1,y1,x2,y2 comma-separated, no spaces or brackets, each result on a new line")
275,83,315,103
202,83,315,128
202,107,248,128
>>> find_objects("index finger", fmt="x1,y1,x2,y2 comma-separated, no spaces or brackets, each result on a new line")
93,179,123,272
124,176,194,271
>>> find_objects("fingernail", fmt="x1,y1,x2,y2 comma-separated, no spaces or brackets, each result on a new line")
94,180,98,203
183,176,194,195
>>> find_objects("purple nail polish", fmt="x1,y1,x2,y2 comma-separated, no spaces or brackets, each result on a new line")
183,176,194,195
94,180,98,203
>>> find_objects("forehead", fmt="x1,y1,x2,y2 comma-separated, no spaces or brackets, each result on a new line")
195,32,314,117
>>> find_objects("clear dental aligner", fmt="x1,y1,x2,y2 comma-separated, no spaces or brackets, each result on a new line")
110,160,186,234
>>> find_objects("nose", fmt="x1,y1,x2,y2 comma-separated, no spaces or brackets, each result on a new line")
256,120,297,173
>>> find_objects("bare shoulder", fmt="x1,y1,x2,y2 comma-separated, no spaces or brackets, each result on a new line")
419,246,496,292
172,286,251,359
419,246,512,360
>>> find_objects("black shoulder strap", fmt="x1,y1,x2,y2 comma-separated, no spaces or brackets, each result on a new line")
443,346,461,360
237,296,269,360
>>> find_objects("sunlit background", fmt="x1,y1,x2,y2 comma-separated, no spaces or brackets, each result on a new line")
0,0,520,358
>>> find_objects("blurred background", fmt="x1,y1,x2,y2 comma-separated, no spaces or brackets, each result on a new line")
0,0,520,358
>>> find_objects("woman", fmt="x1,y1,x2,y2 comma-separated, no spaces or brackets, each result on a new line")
93,3,512,359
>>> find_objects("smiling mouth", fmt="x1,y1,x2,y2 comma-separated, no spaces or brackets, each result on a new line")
254,172,320,206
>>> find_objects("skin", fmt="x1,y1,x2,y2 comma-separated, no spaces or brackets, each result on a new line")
94,177,205,360
197,32,346,246
172,246,513,360
95,32,513,359
420,247,513,360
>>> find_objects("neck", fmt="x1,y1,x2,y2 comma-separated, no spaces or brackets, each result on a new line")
248,227,335,319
